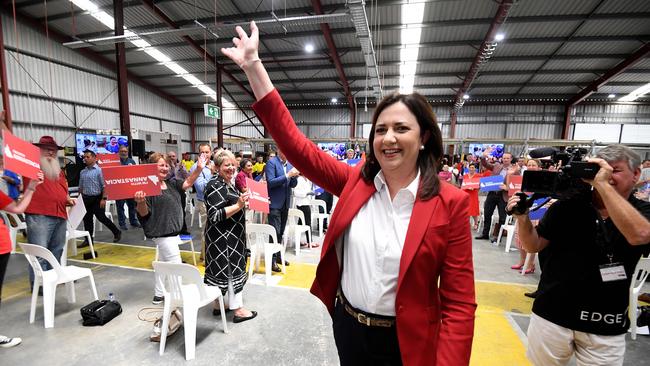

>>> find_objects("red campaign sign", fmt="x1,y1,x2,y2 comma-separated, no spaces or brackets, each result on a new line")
508,175,523,196
2,130,41,179
97,153,121,167
102,164,162,200
246,177,269,213
461,175,480,190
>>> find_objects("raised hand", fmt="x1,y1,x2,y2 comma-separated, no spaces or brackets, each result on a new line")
134,190,147,204
221,21,260,70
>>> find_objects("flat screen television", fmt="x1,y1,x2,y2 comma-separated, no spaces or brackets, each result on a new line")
468,143,504,159
75,133,128,157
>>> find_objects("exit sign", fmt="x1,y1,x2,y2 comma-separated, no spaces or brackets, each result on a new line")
204,103,220,119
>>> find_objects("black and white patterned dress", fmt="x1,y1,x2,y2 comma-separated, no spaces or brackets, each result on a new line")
203,175,248,294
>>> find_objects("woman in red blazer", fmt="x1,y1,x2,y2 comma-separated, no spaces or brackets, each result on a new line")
223,22,476,365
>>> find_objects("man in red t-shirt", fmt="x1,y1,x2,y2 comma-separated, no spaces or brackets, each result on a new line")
23,136,75,288
0,170,43,348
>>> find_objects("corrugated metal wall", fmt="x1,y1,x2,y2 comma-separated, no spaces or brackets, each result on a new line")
1,13,190,149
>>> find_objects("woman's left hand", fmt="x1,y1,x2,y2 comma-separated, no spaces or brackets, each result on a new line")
221,21,260,70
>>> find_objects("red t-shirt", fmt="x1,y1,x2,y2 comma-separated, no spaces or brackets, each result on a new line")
0,192,14,255
24,171,69,220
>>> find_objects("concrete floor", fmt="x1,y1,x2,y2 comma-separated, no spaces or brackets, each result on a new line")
0,217,648,365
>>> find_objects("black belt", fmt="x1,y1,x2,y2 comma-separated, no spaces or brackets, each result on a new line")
336,291,396,328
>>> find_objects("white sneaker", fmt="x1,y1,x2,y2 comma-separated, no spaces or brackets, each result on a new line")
0,335,22,348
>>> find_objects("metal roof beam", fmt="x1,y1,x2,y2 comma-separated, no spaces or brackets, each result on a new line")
453,0,514,113
311,0,355,137
0,6,191,112
567,43,650,106
73,11,650,41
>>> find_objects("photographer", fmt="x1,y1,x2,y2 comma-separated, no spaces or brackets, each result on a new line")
507,144,650,366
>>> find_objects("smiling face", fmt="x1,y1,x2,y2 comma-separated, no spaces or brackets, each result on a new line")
244,161,253,174
219,157,237,181
156,158,170,179
372,101,423,179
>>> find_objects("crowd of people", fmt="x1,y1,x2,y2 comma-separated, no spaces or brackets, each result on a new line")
0,22,649,366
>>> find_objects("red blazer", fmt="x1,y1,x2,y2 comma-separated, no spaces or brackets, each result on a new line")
253,90,476,366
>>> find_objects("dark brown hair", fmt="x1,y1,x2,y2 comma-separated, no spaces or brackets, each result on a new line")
361,92,443,200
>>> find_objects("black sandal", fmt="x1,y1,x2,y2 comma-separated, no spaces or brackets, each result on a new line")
212,308,233,316
233,311,258,323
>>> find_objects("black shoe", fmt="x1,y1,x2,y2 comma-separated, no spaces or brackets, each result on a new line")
152,296,164,305
474,235,489,240
524,290,539,299
244,249,251,258
233,311,257,323
275,260,290,266
119,225,128,231
77,240,90,248
130,222,141,228
271,263,282,273
212,308,233,316
113,231,122,243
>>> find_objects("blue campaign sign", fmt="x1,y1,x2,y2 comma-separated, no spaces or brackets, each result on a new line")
479,175,504,192
346,159,361,167
529,197,550,220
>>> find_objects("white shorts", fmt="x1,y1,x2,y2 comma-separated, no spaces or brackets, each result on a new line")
527,313,625,366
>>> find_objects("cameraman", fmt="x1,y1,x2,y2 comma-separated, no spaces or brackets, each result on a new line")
507,144,650,366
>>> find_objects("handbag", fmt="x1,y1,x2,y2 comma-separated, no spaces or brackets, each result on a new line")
150,308,183,342
80,300,122,326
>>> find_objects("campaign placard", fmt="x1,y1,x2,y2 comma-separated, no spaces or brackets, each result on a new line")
97,153,121,167
102,164,161,200
479,175,504,192
529,197,551,220
508,175,523,196
246,178,269,213
2,130,41,179
461,175,480,190
346,158,361,167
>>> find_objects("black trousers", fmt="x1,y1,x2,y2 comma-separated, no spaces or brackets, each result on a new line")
481,191,507,238
296,205,312,243
268,207,288,263
0,253,9,306
332,301,402,366
82,195,120,241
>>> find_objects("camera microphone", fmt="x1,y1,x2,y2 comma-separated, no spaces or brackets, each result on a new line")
529,147,559,159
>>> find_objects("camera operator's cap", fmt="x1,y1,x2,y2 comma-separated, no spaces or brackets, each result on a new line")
34,136,64,150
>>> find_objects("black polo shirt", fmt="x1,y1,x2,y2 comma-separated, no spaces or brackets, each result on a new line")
533,194,650,335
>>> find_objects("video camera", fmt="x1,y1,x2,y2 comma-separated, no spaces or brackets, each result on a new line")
509,147,599,215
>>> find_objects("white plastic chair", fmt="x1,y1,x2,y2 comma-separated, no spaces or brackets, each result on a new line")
152,261,228,360
310,199,329,237
246,223,286,285
186,192,202,229
1,212,26,253
63,221,95,266
20,243,99,328
496,215,516,252
630,256,650,340
284,209,312,257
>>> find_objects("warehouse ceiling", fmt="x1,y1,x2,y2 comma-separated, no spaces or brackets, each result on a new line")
6,0,650,111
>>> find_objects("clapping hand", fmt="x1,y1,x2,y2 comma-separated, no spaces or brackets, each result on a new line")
221,21,260,70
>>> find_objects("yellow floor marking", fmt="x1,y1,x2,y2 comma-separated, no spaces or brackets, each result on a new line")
471,304,531,366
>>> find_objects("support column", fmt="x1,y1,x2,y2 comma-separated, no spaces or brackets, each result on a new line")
189,110,196,152
114,0,131,141
562,104,572,140
447,110,458,155
216,65,223,148
0,14,12,131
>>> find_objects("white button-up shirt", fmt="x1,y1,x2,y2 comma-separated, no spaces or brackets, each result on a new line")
340,169,420,316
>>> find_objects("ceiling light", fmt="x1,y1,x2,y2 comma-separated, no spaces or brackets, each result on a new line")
494,33,505,42
399,3,425,95
331,98,338,103
463,94,470,100
608,93,616,98
305,44,314,53
618,82,650,102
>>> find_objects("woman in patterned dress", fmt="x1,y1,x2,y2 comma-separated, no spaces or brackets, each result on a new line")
204,151,257,323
